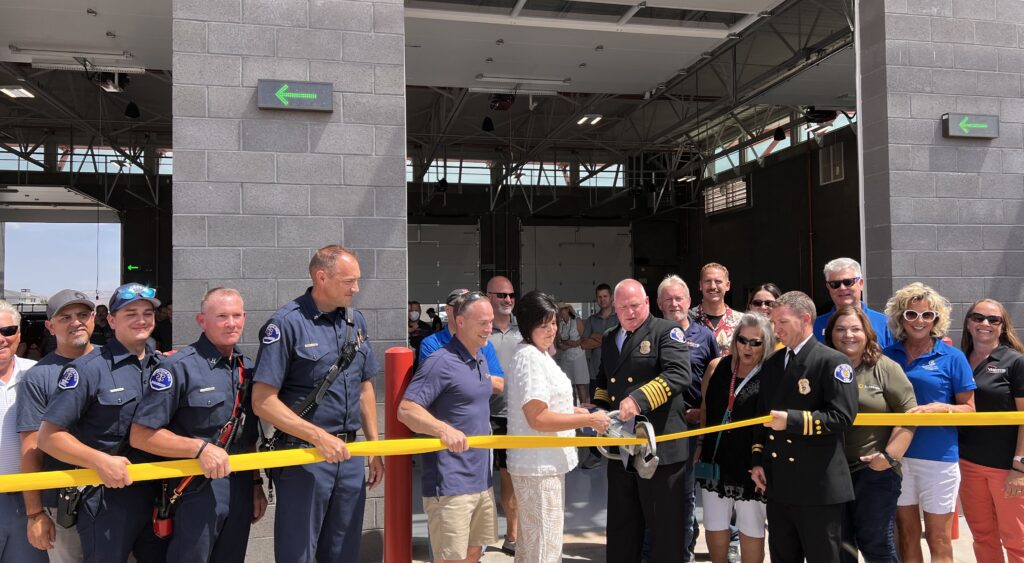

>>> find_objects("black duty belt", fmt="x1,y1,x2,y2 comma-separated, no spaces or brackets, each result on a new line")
284,430,358,448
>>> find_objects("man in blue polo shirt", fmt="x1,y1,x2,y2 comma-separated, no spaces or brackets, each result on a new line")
813,257,894,348
398,291,500,563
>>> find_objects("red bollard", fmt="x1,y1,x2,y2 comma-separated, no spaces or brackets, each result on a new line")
384,347,414,563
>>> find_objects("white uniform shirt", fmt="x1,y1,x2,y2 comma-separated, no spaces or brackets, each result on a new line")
0,356,39,475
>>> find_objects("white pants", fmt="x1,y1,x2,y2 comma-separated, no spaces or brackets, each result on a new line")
897,457,960,514
510,473,566,563
45,507,84,563
701,489,767,538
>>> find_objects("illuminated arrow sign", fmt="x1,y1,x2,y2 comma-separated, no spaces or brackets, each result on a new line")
126,265,139,271
942,113,999,138
257,80,333,112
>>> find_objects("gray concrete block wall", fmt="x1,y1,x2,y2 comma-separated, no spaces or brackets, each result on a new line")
859,1,1024,339
172,0,406,560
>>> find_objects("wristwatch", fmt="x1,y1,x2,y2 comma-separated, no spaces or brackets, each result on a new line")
1013,456,1024,471
881,450,901,470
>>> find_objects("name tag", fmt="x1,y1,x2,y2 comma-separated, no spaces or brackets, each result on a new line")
109,387,124,393
987,366,1007,374
199,386,216,393
304,343,319,348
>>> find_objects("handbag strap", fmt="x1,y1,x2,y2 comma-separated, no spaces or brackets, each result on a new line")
707,364,738,463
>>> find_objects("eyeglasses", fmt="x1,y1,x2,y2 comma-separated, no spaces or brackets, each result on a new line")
735,335,764,347
967,312,1003,326
118,286,156,300
902,309,938,322
750,299,776,308
488,291,516,300
0,325,18,337
826,277,861,290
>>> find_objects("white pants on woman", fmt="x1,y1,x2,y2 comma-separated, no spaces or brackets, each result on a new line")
510,473,566,563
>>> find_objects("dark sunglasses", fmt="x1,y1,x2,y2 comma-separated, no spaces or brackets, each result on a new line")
826,277,861,290
967,312,1003,325
735,335,764,347
0,325,18,337
488,291,516,300
118,286,156,299
902,309,938,322
750,299,776,308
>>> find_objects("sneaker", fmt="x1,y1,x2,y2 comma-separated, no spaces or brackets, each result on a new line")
501,537,516,555
727,544,739,563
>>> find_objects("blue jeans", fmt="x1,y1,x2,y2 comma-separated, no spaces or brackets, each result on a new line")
842,467,901,563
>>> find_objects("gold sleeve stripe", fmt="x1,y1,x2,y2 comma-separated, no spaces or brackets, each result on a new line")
639,385,659,408
803,411,811,436
751,444,764,452
594,389,610,402
639,381,668,409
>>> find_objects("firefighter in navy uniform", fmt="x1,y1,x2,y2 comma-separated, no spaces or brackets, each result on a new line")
750,291,859,563
591,279,692,563
130,288,267,563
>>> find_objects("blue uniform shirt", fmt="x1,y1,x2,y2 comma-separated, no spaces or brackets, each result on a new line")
418,327,505,378
683,322,720,409
252,289,380,435
43,339,161,460
814,304,895,349
404,336,494,497
133,333,257,455
884,338,976,462
17,352,76,434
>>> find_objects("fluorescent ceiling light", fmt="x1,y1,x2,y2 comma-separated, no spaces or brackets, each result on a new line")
475,73,570,86
577,114,602,126
0,86,33,98
677,175,697,182
9,44,133,59
30,59,146,74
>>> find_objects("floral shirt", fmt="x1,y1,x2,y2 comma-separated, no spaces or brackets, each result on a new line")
689,304,744,357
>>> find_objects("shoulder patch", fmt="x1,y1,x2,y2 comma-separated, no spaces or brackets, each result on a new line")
57,368,79,390
834,364,854,384
150,368,173,391
669,327,686,343
262,323,281,344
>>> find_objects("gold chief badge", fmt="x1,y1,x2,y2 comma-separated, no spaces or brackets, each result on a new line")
798,378,811,395
639,340,651,355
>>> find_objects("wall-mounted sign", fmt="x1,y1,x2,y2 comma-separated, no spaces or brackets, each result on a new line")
257,80,333,112
941,113,999,138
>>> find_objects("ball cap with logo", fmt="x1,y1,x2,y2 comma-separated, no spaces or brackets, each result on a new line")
108,283,161,313
47,289,96,319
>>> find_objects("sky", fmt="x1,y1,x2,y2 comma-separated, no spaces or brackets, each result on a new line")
5,223,122,299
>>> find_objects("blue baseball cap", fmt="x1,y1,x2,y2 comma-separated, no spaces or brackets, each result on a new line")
109,283,161,313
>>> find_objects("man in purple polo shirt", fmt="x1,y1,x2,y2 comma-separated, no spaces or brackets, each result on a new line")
398,291,499,563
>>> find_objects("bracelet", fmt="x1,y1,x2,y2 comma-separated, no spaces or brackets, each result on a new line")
25,510,46,520
195,440,210,459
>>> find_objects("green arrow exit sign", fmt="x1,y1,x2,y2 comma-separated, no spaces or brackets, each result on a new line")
942,113,999,139
257,80,333,112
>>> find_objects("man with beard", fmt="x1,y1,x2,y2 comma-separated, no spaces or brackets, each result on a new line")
593,279,692,562
18,290,96,562
131,288,267,563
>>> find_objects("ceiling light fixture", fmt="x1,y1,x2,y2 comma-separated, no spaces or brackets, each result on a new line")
476,73,570,86
9,44,133,59
577,114,602,126
482,116,495,132
0,86,33,98
30,59,146,73
124,101,140,119
676,175,697,182
773,127,786,141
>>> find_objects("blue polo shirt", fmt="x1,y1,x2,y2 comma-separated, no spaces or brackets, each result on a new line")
683,322,719,409
418,326,504,378
404,336,494,497
253,289,379,435
815,304,895,349
884,338,975,462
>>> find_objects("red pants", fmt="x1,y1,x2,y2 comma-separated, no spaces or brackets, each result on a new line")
959,458,1024,563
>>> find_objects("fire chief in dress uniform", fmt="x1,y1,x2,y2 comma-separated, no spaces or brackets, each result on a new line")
592,279,692,563
750,291,858,563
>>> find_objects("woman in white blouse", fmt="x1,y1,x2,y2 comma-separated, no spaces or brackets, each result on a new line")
507,291,612,563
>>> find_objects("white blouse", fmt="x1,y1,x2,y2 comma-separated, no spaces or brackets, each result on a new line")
507,342,579,476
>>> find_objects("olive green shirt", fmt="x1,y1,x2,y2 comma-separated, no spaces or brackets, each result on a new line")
845,355,918,473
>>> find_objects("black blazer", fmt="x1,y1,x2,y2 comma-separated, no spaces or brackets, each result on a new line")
752,337,859,505
593,315,692,464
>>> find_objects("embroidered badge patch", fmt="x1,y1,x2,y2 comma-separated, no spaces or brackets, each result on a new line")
798,378,811,395
58,368,79,390
262,323,281,344
669,327,686,343
639,340,651,355
834,364,854,384
150,368,173,391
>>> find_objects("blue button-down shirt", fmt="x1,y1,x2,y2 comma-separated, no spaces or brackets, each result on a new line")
683,321,720,408
252,289,379,435
134,333,257,454
43,339,160,460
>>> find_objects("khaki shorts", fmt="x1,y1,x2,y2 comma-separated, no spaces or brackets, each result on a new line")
423,490,498,560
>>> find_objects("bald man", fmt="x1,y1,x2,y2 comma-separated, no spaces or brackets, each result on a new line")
592,279,693,563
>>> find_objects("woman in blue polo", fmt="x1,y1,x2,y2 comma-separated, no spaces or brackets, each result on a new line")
883,282,975,563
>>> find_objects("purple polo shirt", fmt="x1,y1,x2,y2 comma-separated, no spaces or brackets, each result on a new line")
404,336,493,497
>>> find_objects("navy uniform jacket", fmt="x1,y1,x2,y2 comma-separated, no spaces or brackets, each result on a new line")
592,315,693,464
43,339,161,461
133,333,257,455
752,337,858,505
252,289,380,436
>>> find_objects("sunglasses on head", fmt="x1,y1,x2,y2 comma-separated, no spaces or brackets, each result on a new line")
118,286,156,300
902,309,938,322
967,312,1003,326
826,277,861,290
750,299,776,308
488,291,516,300
735,335,764,347
0,325,18,337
